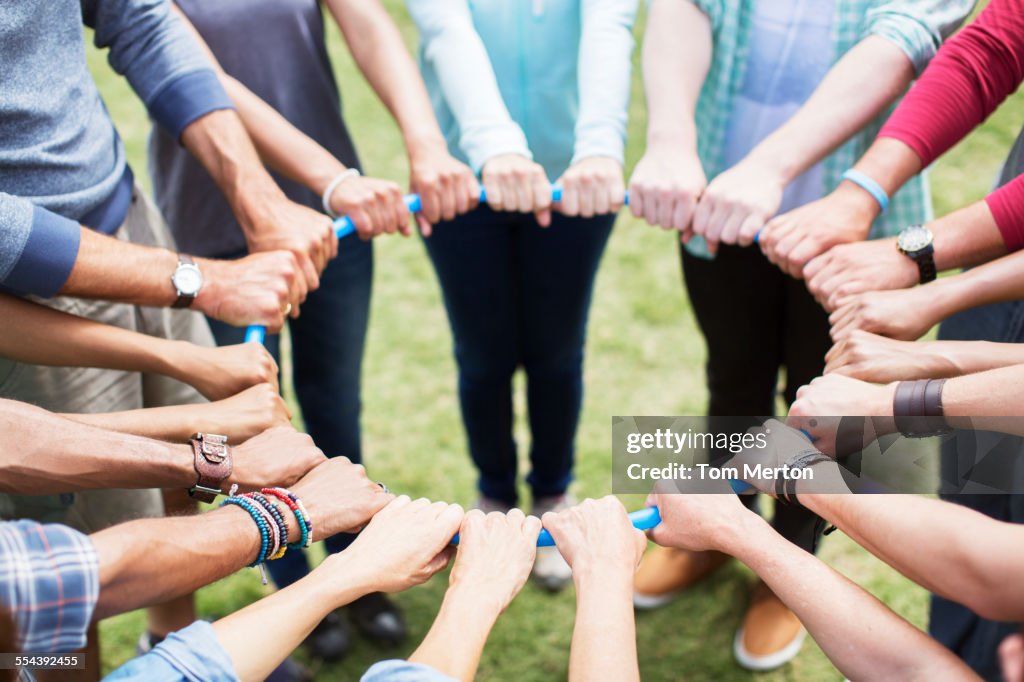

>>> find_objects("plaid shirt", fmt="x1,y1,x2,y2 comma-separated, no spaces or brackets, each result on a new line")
683,0,975,258
0,521,99,655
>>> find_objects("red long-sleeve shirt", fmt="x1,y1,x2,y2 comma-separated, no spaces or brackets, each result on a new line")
879,0,1024,250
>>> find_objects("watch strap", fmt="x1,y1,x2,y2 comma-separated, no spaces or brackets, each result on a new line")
188,433,233,503
172,254,197,309
914,245,937,284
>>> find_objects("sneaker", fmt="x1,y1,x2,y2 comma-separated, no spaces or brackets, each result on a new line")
530,494,574,592
303,611,352,663
348,592,407,645
633,546,730,609
733,580,806,671
473,496,515,513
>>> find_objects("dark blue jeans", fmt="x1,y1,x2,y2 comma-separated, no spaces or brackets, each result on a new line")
932,298,1024,680
206,235,372,588
423,206,614,506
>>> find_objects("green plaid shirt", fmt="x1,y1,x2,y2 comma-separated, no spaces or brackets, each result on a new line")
684,0,974,258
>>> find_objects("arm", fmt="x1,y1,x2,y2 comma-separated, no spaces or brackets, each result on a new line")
828,239,1024,342
408,510,539,681
825,330,1024,383
92,457,392,622
405,0,550,224
649,493,978,681
703,35,916,254
627,0,710,233
541,497,645,682
800,493,1024,622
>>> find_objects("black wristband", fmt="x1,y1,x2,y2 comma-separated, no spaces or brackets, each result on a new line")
893,379,951,438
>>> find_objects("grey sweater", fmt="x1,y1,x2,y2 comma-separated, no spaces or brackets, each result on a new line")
0,0,232,297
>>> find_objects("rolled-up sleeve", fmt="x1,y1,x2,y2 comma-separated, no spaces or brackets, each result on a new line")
863,0,974,75
361,660,460,682
407,0,532,172
105,621,238,682
572,0,639,166
82,0,234,140
0,194,80,298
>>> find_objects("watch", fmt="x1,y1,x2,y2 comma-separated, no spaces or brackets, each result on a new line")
896,225,937,284
171,255,203,309
188,432,233,503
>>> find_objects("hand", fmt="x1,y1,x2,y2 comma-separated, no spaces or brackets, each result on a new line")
829,286,939,343
825,330,957,382
760,183,879,279
692,159,784,252
335,496,464,593
541,496,646,583
229,425,327,491
244,195,339,293
174,343,279,401
409,145,480,237
556,157,625,218
330,174,410,240
196,251,303,332
628,150,706,236
448,509,541,612
723,420,823,494
290,456,394,540
481,154,552,227
788,375,898,457
646,489,754,553
198,384,292,443
804,237,918,312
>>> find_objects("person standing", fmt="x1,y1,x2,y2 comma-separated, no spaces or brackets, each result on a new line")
406,0,639,591
628,0,970,670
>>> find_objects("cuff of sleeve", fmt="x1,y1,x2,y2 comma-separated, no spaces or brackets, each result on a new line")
3,206,81,298
151,621,239,682
462,126,533,174
986,177,1024,252
361,660,460,682
571,132,626,167
867,14,937,75
148,70,235,142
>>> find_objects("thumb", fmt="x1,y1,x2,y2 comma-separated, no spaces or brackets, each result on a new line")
416,213,433,238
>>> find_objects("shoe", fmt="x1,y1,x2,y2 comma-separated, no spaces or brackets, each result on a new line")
264,657,313,682
473,496,514,513
530,494,574,592
303,611,352,663
633,546,730,609
733,580,806,671
135,631,161,655
349,592,407,645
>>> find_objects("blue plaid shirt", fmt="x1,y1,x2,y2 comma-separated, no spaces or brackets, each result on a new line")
0,521,99,654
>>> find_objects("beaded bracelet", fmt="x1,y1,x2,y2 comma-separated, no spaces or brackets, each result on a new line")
248,492,289,560
220,495,271,568
262,487,312,549
246,494,282,561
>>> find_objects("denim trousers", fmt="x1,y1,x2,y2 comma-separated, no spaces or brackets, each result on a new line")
932,298,1024,681
423,206,615,506
206,235,372,588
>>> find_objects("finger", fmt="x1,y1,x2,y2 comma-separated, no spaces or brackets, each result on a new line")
718,207,747,246
349,209,374,241
803,252,830,282
437,503,466,537
522,514,542,540
736,214,763,248
691,198,712,237
561,180,579,217
642,190,660,227
579,179,596,218
629,183,645,220
656,190,674,230
295,253,318,297
421,185,442,225
514,173,532,214
440,178,458,223
485,177,503,212
787,240,823,280
455,175,473,216
671,196,695,232
533,174,551,216
416,213,433,238
424,546,456,576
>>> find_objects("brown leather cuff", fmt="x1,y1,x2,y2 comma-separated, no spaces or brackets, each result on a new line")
893,379,951,438
188,433,233,503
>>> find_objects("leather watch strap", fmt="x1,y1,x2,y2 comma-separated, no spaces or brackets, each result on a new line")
173,254,197,309
915,246,937,284
188,433,233,503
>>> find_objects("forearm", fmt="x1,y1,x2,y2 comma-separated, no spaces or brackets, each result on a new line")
60,227,179,306
642,0,709,152
570,570,638,682
917,243,1024,327
327,0,447,159
62,404,206,443
722,515,976,681
213,560,370,682
746,36,914,184
800,494,1024,621
923,340,1024,376
942,365,1024,430
408,587,500,681
92,505,260,619
0,400,193,494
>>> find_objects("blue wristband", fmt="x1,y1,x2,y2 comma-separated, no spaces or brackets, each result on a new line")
841,169,889,213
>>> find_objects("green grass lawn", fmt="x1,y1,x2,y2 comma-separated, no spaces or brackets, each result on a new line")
87,2,1023,680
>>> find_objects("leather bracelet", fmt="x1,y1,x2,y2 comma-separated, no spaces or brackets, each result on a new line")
893,379,951,438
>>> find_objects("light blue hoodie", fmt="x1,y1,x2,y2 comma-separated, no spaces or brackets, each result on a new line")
407,0,638,181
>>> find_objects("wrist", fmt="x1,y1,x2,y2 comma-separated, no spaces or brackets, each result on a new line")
743,144,798,186
170,442,200,488
315,550,378,604
192,258,225,318
834,180,883,231
572,561,635,593
645,125,698,155
443,583,505,624
406,131,449,165
715,512,772,557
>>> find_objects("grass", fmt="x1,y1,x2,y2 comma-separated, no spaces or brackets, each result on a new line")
85,2,1024,680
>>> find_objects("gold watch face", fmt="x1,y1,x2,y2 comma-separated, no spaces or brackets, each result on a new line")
898,225,933,253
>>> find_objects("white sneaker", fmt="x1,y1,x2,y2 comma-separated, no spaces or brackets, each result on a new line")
472,496,514,514
530,494,574,591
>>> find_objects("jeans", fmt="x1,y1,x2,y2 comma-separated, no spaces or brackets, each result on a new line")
931,299,1024,681
681,243,830,553
206,235,373,588
423,206,614,506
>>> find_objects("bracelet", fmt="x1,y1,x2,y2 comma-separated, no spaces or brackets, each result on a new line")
261,487,311,549
221,496,272,568
893,379,952,438
248,493,289,560
321,168,361,219
841,169,889,213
